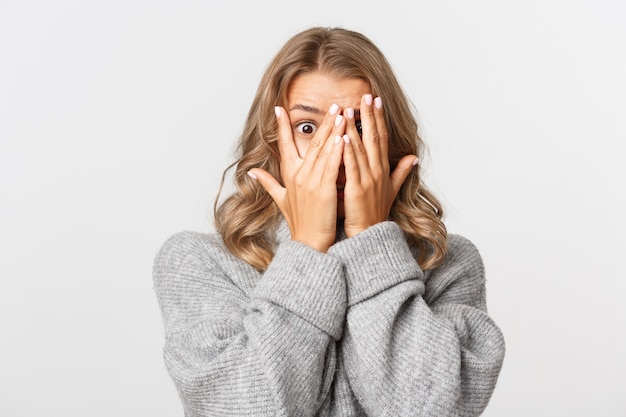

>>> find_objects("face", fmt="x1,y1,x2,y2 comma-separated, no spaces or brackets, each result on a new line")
285,72,371,219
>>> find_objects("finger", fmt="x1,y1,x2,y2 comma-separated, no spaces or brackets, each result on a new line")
300,103,341,171
389,155,419,195
248,168,286,211
343,116,369,179
274,106,300,165
343,107,361,142
342,134,361,185
309,114,345,182
359,94,382,167
321,135,345,185
373,96,390,172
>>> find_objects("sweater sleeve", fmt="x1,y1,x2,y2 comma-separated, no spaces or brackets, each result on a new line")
153,231,346,417
328,222,505,417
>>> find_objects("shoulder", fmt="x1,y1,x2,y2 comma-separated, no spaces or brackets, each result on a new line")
155,231,222,266
411,233,484,276
422,234,487,308
153,230,260,293
432,233,485,280
152,231,234,284
152,231,256,338
445,234,484,271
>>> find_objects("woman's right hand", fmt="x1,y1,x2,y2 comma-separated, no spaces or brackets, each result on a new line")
249,105,346,253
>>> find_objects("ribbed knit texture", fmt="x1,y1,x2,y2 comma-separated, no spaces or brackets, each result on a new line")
153,221,505,416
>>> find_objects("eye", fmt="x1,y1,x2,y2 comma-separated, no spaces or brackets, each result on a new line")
295,121,317,136
355,119,362,137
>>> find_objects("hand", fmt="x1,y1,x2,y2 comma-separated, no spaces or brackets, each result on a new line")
341,94,418,238
249,105,346,253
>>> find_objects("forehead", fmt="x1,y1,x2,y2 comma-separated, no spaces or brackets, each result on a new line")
286,72,370,111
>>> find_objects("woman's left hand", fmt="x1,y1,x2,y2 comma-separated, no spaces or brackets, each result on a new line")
341,94,418,238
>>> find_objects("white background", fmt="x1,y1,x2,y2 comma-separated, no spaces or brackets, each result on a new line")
1,0,625,416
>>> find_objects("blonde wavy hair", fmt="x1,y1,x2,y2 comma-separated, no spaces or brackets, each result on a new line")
215,27,447,272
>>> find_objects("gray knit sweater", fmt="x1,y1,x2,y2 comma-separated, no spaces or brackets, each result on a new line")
153,220,505,417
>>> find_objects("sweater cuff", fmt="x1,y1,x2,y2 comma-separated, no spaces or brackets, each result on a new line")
252,240,346,340
329,222,423,306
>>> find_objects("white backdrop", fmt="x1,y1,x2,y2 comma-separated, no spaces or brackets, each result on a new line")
1,0,625,416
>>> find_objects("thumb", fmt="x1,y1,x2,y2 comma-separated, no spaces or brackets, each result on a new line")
248,168,286,207
389,155,419,194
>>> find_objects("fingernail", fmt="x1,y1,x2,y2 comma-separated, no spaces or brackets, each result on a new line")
374,97,382,109
343,134,350,144
364,94,373,105
346,107,354,119
335,115,343,127
334,135,342,144
274,106,281,118
413,157,420,166
247,170,258,180
329,103,339,115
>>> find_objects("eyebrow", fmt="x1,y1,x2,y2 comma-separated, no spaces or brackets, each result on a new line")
288,104,324,115
288,104,361,117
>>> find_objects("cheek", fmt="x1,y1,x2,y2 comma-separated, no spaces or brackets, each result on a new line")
294,138,310,158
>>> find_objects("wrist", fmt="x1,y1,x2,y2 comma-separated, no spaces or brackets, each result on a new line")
343,219,377,238
292,234,334,253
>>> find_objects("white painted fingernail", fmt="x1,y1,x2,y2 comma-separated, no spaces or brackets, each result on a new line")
346,108,354,118
364,94,373,105
329,103,339,115
274,106,281,117
413,157,420,166
335,115,343,126
374,97,382,109
343,134,350,144
334,135,341,144
247,170,258,180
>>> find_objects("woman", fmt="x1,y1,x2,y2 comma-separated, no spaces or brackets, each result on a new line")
153,27,505,416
